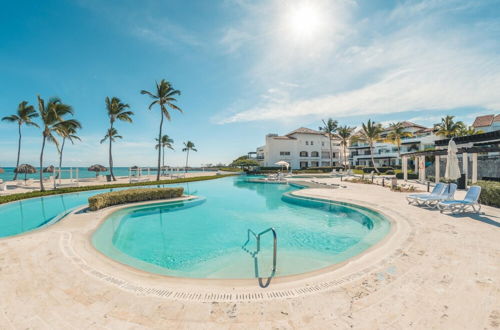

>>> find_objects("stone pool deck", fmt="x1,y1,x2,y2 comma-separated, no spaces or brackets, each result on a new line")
0,177,499,329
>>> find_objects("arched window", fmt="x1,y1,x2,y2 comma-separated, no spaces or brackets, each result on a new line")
299,151,308,157
311,151,319,157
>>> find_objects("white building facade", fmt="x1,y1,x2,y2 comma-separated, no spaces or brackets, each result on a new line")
255,127,344,169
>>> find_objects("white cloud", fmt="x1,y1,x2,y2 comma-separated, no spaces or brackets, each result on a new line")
215,0,500,124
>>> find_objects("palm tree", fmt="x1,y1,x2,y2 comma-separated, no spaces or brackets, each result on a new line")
336,125,354,169
319,118,338,166
182,141,197,173
1,101,39,180
141,80,183,181
54,120,82,178
434,115,465,138
355,120,383,173
386,122,413,161
100,128,123,160
105,97,133,181
457,125,483,137
155,135,174,175
37,96,77,191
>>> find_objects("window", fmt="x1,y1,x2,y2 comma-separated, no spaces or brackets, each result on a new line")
311,141,314,145
332,153,336,158
321,151,330,159
305,141,309,145
311,151,319,157
279,151,290,156
322,142,325,146
311,161,319,167
300,161,308,169
299,151,308,157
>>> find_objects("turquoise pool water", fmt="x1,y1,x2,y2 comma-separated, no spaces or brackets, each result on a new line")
92,176,390,279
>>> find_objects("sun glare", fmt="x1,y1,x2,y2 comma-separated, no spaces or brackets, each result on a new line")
285,3,324,41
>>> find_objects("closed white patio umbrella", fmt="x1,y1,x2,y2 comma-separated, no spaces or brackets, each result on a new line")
274,160,290,171
444,139,461,180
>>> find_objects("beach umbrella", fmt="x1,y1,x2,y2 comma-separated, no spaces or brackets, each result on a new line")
275,160,290,171
43,165,55,173
14,164,37,182
88,164,107,178
444,139,461,181
0,168,4,174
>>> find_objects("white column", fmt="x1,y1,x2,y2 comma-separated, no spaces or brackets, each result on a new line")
463,152,468,187
435,155,440,183
472,153,478,183
419,156,426,181
414,157,419,174
402,156,408,181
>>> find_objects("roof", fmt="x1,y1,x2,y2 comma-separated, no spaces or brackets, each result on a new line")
494,114,500,122
286,127,324,136
271,136,296,140
382,121,428,132
472,114,495,127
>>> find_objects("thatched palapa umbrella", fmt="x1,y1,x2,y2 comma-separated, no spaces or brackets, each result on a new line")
14,164,37,182
88,164,108,178
43,165,55,173
0,168,4,174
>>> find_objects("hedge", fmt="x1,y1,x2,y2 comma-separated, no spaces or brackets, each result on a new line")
476,180,500,208
362,167,394,173
396,172,419,180
88,187,184,211
0,174,235,205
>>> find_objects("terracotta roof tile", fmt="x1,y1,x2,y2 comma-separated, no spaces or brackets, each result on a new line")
286,127,324,136
494,114,500,122
473,114,494,127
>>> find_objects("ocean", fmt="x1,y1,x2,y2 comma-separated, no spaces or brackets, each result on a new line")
0,167,205,182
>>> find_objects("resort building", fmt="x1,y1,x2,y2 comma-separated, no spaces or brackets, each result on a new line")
254,127,344,169
349,121,438,167
472,113,500,132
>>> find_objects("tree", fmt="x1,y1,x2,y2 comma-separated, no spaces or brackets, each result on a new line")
355,120,383,173
386,122,413,161
231,158,260,170
457,125,484,137
37,96,77,191
155,134,174,174
100,127,123,168
319,118,338,166
182,141,197,173
434,115,465,138
54,119,81,178
141,80,183,181
105,97,133,181
336,125,354,169
1,101,39,180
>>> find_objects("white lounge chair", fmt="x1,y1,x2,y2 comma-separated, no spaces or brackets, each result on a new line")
406,183,446,205
437,186,482,214
415,183,457,208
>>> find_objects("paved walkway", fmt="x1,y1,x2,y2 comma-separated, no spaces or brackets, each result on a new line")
0,177,498,329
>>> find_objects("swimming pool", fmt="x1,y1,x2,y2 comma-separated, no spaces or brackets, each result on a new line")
92,176,390,279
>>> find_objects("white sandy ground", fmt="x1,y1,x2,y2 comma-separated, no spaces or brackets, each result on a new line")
0,171,221,195
0,176,498,329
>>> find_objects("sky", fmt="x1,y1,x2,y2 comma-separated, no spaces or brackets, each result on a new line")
0,0,499,167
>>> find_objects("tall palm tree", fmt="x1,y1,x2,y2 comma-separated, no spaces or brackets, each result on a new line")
155,135,174,175
141,80,183,181
434,115,465,138
100,128,122,155
182,141,197,173
386,122,413,161
457,125,483,137
355,120,383,173
319,118,338,166
37,96,77,191
336,125,354,169
1,101,39,180
54,120,82,178
105,97,133,181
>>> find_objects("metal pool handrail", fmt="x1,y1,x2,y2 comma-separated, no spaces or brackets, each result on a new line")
242,227,277,272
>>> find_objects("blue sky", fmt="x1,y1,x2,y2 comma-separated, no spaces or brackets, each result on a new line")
1,0,499,167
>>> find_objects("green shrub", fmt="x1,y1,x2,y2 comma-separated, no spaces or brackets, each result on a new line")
396,172,419,180
218,167,242,172
476,181,500,207
362,167,394,173
88,187,184,211
385,170,395,175
0,174,234,205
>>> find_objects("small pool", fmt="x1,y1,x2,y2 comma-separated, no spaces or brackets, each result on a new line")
92,176,390,279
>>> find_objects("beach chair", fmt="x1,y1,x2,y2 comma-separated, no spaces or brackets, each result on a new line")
437,186,482,214
406,182,446,205
416,183,457,208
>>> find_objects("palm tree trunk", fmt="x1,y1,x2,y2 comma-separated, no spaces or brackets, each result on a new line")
162,145,165,175
109,134,115,181
370,142,379,173
343,143,348,169
156,112,164,181
329,133,333,167
57,137,66,180
185,149,190,173
13,123,22,180
40,135,46,191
